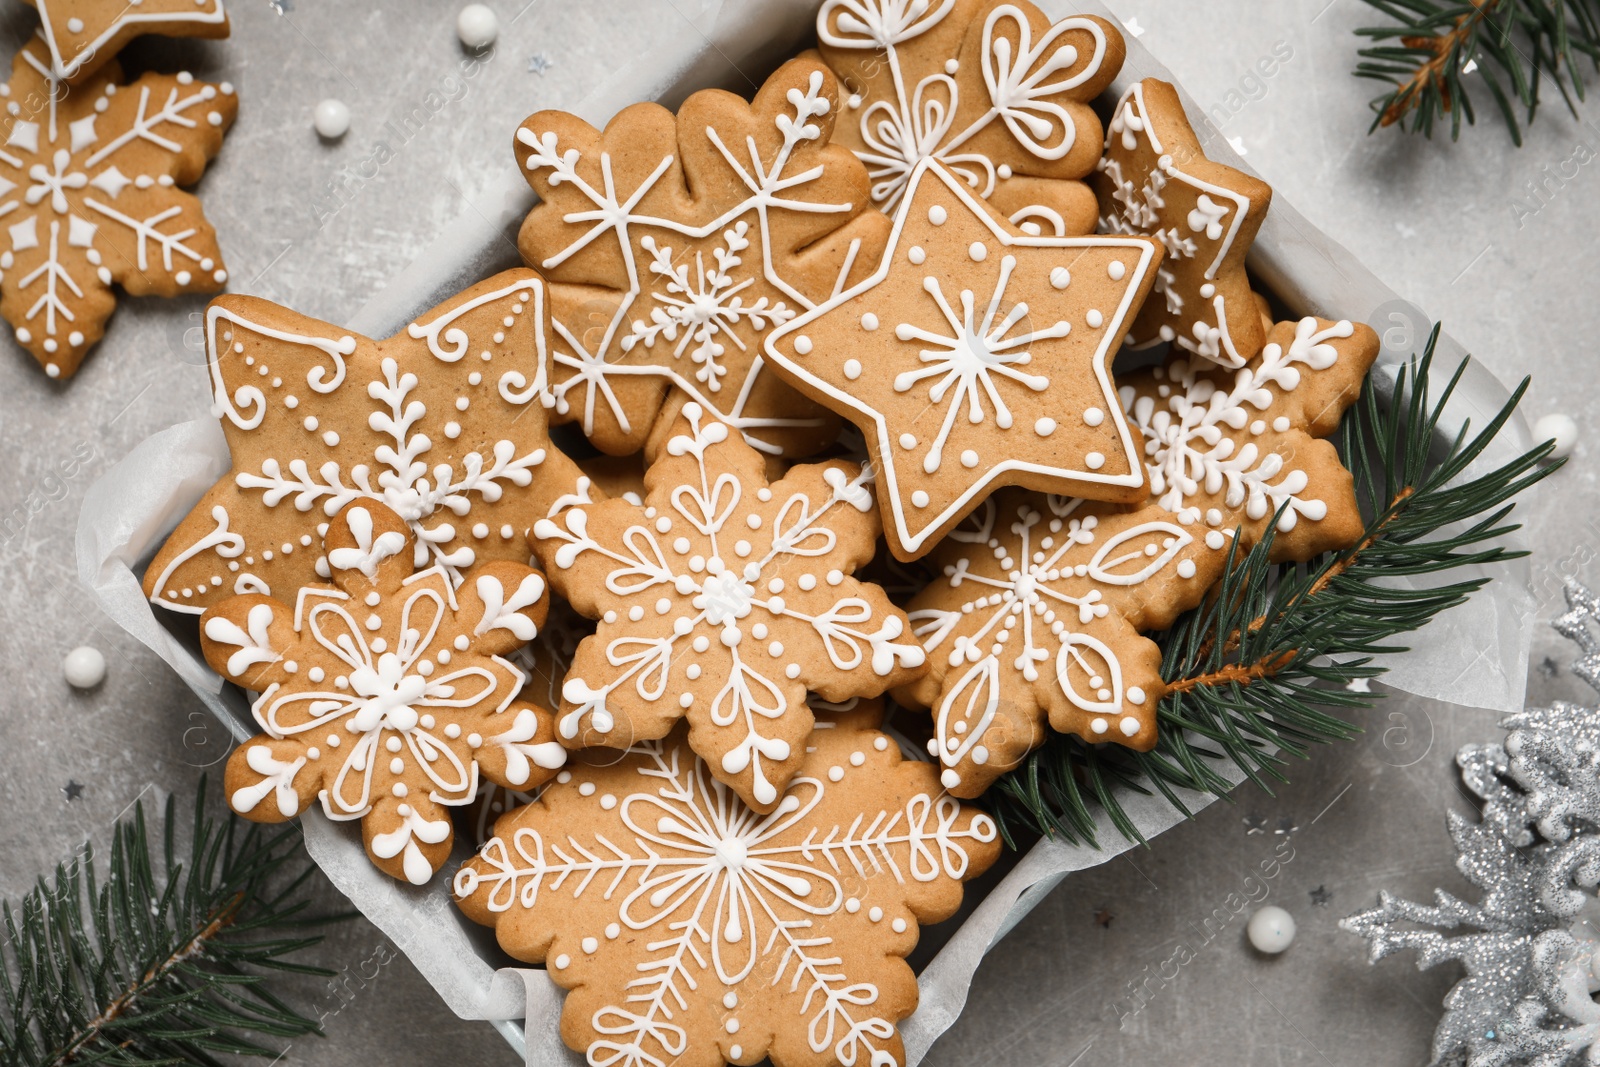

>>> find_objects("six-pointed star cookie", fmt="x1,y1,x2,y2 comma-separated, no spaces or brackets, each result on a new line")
901,492,1226,796
1096,78,1272,369
814,0,1125,234
144,269,585,614
203,501,565,886
0,39,236,378
765,157,1161,562
454,700,999,1067
531,401,927,812
1120,315,1380,563
515,57,889,458
22,0,229,83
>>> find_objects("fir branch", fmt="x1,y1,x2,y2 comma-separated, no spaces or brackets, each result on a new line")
1352,0,1600,144
987,327,1560,848
0,780,341,1066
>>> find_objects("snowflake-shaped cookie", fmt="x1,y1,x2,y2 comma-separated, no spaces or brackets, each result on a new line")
0,39,236,378
516,57,889,458
532,401,926,812
144,269,585,615
23,0,229,83
1120,316,1379,562
901,492,1225,795
1096,78,1272,369
766,158,1160,561
815,0,1124,234
202,501,565,885
454,702,998,1067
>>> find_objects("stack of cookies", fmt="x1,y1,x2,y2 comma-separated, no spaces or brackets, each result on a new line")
141,2,1380,1064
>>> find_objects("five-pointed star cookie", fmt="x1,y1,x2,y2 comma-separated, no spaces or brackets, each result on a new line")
901,492,1226,796
454,701,999,1067
144,269,585,614
1120,315,1380,563
515,57,889,458
765,158,1161,562
22,0,229,83
203,501,565,885
1096,78,1272,369
814,0,1125,233
0,39,236,378
531,401,927,812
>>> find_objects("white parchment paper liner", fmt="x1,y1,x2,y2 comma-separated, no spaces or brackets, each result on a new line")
76,2,1536,1063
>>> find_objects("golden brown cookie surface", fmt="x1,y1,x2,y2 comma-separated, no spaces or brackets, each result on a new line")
22,0,229,83
765,158,1161,561
454,701,999,1067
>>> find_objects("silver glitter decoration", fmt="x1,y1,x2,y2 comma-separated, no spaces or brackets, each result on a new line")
1342,583,1600,1066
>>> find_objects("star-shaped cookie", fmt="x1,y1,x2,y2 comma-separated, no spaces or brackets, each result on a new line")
144,269,584,614
765,157,1161,561
23,0,229,83
1096,78,1272,369
531,401,926,812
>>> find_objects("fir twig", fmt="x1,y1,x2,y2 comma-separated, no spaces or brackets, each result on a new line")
986,327,1560,848
0,780,340,1066
1352,0,1600,144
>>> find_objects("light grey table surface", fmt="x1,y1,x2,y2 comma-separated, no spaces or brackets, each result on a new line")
1,1,1594,1064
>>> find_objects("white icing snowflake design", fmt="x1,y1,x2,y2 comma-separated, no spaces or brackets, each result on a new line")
145,271,567,615
1123,317,1355,533
0,38,235,377
533,402,926,811
454,710,998,1067
518,61,877,456
818,0,1115,224
906,492,1222,793
204,502,565,886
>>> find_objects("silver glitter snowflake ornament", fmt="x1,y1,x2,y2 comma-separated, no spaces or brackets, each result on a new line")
1342,583,1600,1066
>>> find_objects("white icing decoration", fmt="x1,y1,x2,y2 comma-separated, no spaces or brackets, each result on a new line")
203,601,281,677
472,571,547,640
29,0,225,82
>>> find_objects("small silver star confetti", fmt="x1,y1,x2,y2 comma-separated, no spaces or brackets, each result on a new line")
62,780,84,801
1243,814,1267,835
1310,885,1332,908
1275,815,1300,837
528,53,553,74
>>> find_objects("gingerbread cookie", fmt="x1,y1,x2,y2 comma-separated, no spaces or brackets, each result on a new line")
815,0,1124,235
765,158,1161,561
1121,316,1380,562
0,39,236,378
454,700,999,1067
202,501,565,885
144,269,583,615
531,401,926,812
23,0,229,83
515,57,888,458
902,492,1226,795
1096,78,1272,369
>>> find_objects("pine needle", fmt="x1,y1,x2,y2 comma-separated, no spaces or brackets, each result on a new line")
0,780,341,1066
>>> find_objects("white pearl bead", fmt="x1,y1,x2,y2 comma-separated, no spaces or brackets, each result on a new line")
1246,905,1296,954
456,3,499,49
1534,413,1578,459
313,99,351,139
63,646,106,688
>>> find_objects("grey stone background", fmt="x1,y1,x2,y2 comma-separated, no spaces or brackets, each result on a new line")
1,0,1595,1063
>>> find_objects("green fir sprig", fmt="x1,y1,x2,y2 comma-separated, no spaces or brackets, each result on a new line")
1352,0,1600,144
0,782,341,1066
986,328,1558,848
